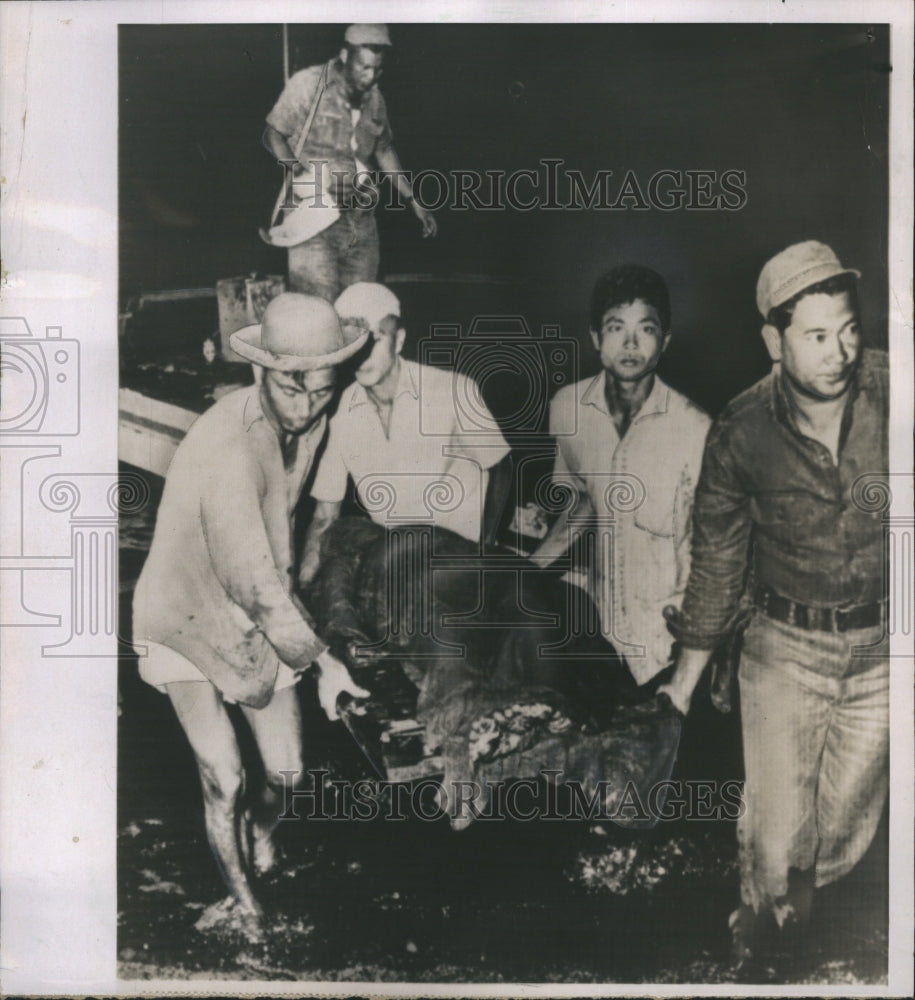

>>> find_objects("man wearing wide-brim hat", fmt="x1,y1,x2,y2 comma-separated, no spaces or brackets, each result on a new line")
262,23,437,302
133,293,369,937
659,241,889,973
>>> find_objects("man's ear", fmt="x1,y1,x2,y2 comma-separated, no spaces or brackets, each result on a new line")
761,323,782,362
589,328,601,352
395,325,407,355
339,47,348,65
660,331,672,355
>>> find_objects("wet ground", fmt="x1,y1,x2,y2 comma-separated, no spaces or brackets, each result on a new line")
118,466,888,985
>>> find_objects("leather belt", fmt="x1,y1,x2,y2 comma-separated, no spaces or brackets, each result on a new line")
754,584,885,633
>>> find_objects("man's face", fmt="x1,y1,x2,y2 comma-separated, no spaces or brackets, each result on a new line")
777,291,861,400
354,315,404,388
342,46,384,96
261,367,336,435
590,298,670,382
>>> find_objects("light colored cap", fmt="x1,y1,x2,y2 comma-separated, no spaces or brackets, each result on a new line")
334,282,401,336
756,240,860,319
230,292,369,371
344,24,392,47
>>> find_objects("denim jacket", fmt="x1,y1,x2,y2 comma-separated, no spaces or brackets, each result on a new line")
676,350,888,649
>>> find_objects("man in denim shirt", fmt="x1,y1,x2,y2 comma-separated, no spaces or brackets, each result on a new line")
661,242,889,970
264,24,437,300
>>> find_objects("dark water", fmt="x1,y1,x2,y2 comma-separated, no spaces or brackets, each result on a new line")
117,464,887,984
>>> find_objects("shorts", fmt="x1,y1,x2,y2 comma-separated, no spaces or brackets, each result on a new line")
137,641,300,704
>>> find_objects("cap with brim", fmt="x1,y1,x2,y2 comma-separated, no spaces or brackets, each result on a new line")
334,281,401,338
757,240,861,318
231,292,369,371
344,24,391,47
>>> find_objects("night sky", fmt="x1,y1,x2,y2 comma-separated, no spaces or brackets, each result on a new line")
120,22,890,416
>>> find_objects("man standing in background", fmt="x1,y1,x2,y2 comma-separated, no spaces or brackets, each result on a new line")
263,24,437,301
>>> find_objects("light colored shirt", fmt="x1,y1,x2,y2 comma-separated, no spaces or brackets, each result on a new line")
311,359,510,541
549,373,711,683
133,385,327,707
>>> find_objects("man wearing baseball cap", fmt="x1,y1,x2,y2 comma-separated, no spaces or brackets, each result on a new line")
263,24,437,301
133,293,369,938
298,281,512,588
659,241,889,972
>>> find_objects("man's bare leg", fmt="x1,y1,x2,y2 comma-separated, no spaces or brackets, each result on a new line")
166,680,264,930
239,685,305,874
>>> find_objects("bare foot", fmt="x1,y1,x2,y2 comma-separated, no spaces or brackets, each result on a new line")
194,895,265,943
251,825,280,875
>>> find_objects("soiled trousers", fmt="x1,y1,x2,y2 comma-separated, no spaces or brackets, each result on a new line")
287,210,379,302
737,612,889,916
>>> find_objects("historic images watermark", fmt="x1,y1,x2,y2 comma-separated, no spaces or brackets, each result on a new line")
278,158,749,213
277,769,747,825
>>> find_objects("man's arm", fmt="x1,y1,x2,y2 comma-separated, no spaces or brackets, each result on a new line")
658,419,753,713
375,145,437,237
299,500,342,590
200,455,326,668
263,124,297,165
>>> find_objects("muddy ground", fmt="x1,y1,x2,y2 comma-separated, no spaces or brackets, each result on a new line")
118,468,888,986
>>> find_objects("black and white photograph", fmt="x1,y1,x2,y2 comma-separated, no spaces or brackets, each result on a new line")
1,1,913,996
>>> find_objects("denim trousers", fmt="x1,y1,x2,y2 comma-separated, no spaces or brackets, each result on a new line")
736,612,889,918
287,210,380,302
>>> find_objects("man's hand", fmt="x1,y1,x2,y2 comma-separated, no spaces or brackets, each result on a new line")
314,650,370,721
657,645,713,716
412,200,437,238
297,547,323,593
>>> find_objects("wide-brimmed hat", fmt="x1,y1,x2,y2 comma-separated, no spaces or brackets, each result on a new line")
231,293,369,371
756,241,861,318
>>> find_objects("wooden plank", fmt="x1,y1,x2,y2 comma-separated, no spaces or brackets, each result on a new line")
118,387,198,477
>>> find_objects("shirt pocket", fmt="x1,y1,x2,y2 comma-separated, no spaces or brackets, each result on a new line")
310,107,350,156
631,500,677,602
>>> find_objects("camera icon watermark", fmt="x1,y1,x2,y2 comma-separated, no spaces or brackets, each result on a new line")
418,315,577,437
0,317,80,436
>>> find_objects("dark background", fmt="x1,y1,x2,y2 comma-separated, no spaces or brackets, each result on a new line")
117,24,891,981
120,22,889,417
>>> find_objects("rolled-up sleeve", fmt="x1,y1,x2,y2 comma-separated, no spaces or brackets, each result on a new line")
451,374,510,470
266,68,317,142
675,419,752,649
200,452,326,668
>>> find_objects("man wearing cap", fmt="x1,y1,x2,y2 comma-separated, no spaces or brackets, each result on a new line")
133,293,369,937
298,281,512,587
263,24,437,301
659,242,889,970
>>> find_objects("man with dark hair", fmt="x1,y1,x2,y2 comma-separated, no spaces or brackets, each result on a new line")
132,293,369,938
532,264,711,688
263,23,437,301
660,241,889,971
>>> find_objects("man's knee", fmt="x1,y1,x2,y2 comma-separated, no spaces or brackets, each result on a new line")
198,757,245,807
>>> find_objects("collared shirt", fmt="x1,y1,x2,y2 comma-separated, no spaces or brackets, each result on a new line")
311,359,511,542
550,374,711,683
676,349,889,650
266,59,393,203
133,385,327,707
